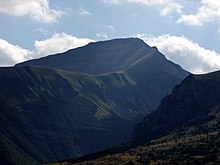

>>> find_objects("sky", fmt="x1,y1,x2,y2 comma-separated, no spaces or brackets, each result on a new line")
0,0,220,74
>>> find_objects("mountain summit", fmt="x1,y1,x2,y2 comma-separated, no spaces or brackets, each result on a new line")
17,38,154,73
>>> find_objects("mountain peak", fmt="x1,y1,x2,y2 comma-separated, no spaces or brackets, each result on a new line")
88,37,147,46
16,38,154,74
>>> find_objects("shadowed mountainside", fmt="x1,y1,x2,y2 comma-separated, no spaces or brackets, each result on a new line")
48,71,220,165
132,71,220,145
0,38,188,165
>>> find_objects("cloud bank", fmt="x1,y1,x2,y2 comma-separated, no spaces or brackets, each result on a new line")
0,39,31,66
0,0,63,23
0,33,94,66
138,34,220,74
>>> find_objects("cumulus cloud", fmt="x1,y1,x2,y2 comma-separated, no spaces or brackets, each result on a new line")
0,33,94,66
0,0,63,23
177,0,220,26
128,0,183,16
138,34,220,74
33,33,94,57
0,39,31,66
101,0,219,31
160,2,182,16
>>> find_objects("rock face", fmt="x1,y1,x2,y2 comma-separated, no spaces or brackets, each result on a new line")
0,38,188,165
132,71,220,145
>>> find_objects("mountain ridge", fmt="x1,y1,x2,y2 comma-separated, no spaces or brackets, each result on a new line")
16,38,160,74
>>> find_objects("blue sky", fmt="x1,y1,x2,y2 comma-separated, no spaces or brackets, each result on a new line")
0,0,220,74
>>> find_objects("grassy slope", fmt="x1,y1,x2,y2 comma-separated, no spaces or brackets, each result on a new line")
0,66,134,164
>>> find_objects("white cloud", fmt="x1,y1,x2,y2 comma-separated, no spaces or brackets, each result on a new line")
100,0,219,31
101,0,170,6
0,33,94,66
177,0,220,26
78,8,91,16
160,2,182,16
0,0,63,23
96,32,108,39
138,34,220,74
128,0,183,16
101,0,183,16
0,39,31,66
34,33,94,57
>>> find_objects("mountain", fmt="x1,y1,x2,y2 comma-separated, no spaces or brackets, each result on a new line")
51,71,220,165
16,38,188,120
0,38,188,164
132,71,220,145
